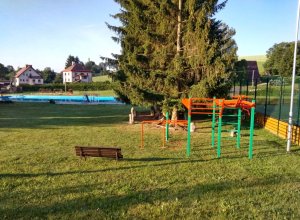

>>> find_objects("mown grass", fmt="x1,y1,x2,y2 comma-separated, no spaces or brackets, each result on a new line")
93,75,112,82
71,90,116,96
239,55,267,74
0,103,300,219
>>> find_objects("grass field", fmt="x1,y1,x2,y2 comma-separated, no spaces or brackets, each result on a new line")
92,75,112,82
71,90,116,96
239,55,267,74
0,103,300,219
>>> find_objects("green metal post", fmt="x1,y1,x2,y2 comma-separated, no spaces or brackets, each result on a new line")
217,100,223,158
249,100,255,159
237,108,242,149
166,111,169,141
212,97,216,148
186,98,192,157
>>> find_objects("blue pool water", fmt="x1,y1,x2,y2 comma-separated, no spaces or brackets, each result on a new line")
1,95,122,104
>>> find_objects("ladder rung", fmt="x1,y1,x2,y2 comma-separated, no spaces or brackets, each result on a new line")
222,115,237,117
222,122,238,125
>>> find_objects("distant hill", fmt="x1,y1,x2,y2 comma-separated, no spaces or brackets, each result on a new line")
239,55,267,74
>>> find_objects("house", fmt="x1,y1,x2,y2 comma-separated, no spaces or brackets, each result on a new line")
246,61,260,83
14,65,43,86
62,62,92,83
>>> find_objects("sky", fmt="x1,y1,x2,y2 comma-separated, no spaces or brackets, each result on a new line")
0,0,298,72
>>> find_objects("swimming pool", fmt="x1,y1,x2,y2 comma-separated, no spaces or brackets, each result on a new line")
1,95,123,104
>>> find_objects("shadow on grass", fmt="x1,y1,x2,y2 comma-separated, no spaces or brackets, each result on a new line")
0,103,133,129
1,174,299,218
0,158,206,179
123,157,180,162
1,144,292,180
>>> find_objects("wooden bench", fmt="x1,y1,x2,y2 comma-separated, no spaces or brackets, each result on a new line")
75,146,123,160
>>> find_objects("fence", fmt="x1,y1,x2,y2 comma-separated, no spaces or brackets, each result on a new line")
230,76,300,125
230,76,300,145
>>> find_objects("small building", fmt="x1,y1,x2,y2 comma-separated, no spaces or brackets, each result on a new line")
62,62,92,83
0,81,11,92
246,61,260,83
14,65,43,86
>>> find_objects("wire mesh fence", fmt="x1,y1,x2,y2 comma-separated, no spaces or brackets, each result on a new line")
230,76,300,126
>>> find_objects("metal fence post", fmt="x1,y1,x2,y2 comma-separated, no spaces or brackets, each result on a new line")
239,80,242,95
277,78,283,135
233,80,236,97
246,80,249,97
264,78,269,125
254,78,258,101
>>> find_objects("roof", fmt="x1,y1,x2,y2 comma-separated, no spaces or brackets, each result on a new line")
62,63,90,73
15,65,32,78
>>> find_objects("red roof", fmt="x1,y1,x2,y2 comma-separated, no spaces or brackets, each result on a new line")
15,65,34,78
62,63,90,73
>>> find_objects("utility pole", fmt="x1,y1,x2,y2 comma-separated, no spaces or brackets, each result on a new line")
287,0,300,152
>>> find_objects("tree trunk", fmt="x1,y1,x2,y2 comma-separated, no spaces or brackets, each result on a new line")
172,0,183,124
176,0,183,55
171,106,178,127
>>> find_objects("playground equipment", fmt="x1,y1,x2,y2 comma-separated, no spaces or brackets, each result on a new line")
140,116,188,149
181,96,256,159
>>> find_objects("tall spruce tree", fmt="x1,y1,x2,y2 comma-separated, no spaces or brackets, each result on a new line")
108,0,237,114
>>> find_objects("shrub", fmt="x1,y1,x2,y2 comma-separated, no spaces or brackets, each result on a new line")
21,81,112,92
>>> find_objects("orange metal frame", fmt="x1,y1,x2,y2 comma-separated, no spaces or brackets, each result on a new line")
182,95,255,117
140,120,188,149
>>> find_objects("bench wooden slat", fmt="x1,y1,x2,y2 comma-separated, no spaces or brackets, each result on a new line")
75,146,123,160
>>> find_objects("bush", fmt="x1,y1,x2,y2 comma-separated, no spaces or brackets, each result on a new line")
21,81,112,92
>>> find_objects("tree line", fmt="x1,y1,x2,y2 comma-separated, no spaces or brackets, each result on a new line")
0,55,109,83
263,42,300,77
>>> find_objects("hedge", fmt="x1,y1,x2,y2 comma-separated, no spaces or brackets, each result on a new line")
21,81,112,92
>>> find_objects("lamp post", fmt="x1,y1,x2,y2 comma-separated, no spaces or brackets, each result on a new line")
287,0,300,152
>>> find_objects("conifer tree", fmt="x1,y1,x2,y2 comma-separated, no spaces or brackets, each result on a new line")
65,55,81,68
108,0,237,113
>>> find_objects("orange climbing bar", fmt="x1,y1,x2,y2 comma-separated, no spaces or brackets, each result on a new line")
140,119,188,148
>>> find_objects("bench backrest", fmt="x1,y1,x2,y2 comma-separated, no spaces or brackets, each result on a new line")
75,146,123,160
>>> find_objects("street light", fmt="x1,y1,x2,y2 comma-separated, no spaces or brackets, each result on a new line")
287,0,300,152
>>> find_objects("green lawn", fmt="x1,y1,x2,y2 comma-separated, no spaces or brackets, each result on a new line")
239,55,267,74
72,90,116,96
92,75,112,82
0,103,299,219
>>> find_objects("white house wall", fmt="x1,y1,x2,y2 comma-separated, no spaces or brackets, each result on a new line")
63,72,73,83
63,71,92,83
16,68,43,86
